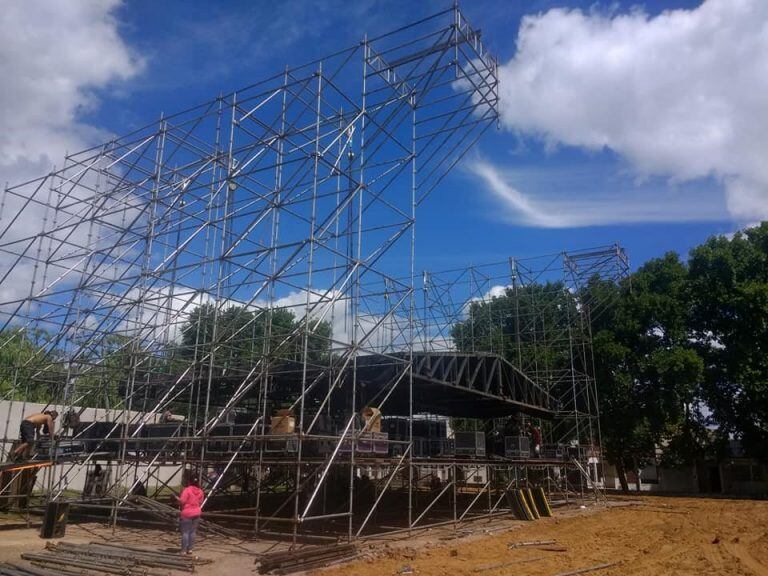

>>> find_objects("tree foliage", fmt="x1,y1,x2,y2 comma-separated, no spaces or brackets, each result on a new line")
688,223,768,459
179,303,332,371
450,281,578,388
0,303,333,408
448,254,709,486
591,254,706,488
0,328,60,402
447,223,768,492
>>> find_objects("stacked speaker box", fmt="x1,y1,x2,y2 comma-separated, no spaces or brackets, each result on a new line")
372,432,390,456
542,443,565,460
81,422,139,456
142,423,184,460
340,432,389,456
567,444,582,460
229,424,256,454
504,436,531,458
382,417,450,458
36,439,86,460
454,431,486,457
265,435,299,453
207,424,233,455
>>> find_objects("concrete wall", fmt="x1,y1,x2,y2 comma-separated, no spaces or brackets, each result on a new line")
604,461,767,496
658,466,698,492
0,400,181,493
603,463,697,493
721,461,768,496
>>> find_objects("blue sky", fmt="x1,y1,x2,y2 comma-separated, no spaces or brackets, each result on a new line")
3,0,765,274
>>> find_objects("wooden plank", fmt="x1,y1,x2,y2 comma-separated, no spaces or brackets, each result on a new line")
508,539,556,549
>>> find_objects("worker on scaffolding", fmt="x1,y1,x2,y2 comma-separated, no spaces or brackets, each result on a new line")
527,422,542,458
11,410,58,462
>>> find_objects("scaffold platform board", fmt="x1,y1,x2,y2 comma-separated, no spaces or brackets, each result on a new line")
0,461,54,473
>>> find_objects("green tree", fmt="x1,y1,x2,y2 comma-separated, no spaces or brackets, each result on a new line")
450,281,577,388
688,223,768,459
180,303,332,371
73,334,141,409
0,328,61,402
450,281,595,449
592,254,705,491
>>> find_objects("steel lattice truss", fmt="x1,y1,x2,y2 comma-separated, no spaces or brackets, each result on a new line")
418,245,630,456
0,6,515,537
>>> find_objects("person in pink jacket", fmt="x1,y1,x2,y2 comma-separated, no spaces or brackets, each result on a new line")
175,471,204,555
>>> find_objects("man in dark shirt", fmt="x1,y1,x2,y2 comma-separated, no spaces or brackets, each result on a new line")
528,423,542,458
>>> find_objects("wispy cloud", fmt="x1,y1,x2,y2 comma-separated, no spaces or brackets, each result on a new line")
468,159,568,227
468,157,727,228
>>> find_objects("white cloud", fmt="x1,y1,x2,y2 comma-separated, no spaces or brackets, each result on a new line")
485,285,508,299
494,0,768,224
0,0,143,182
0,0,143,312
271,288,352,346
270,288,411,353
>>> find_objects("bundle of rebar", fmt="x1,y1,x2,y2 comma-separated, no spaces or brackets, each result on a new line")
0,563,71,576
256,544,357,574
127,495,239,538
18,541,209,575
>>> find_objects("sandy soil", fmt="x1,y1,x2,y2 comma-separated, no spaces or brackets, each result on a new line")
0,496,766,575
324,496,768,576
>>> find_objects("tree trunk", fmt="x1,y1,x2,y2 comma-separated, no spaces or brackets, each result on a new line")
633,457,642,492
615,460,630,493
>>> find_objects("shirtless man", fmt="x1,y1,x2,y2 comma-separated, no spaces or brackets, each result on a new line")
11,410,58,461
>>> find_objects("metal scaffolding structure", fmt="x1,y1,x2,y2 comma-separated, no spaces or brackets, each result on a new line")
0,4,626,542
419,245,630,474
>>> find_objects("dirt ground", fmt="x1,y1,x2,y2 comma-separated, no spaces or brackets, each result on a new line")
324,496,768,576
0,495,767,575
